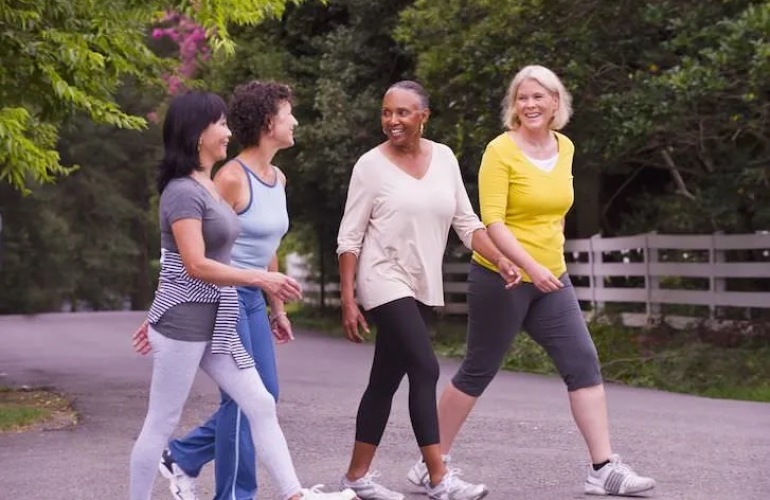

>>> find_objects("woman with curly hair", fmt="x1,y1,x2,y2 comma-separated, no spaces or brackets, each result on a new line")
132,83,354,500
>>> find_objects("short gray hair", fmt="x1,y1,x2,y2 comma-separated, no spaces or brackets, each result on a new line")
387,80,430,109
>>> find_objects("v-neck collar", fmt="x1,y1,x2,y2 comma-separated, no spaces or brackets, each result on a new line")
378,141,435,181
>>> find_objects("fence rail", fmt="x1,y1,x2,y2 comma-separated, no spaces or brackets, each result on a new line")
287,232,770,324
445,232,770,320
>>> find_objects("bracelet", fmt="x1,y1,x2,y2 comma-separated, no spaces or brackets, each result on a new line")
269,311,288,324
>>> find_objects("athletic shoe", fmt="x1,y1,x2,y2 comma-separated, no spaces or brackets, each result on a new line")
406,454,451,487
158,449,198,500
584,454,656,496
300,484,359,499
425,468,488,500
341,470,405,500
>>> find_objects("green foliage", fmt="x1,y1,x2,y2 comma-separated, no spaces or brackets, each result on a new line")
0,0,300,192
0,407,47,431
0,83,162,313
397,0,770,234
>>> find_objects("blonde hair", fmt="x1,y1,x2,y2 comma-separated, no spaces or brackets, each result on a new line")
501,65,573,131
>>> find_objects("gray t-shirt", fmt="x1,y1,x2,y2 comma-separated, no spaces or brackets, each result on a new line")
152,176,241,341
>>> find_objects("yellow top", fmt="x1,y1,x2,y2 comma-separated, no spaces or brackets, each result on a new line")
472,131,575,281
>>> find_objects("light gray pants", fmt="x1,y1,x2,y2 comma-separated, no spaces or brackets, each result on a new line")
129,327,302,500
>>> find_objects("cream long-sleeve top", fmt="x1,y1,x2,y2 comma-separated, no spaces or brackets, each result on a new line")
337,141,485,310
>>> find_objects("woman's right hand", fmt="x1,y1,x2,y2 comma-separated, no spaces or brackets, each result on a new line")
132,320,151,355
342,298,369,343
526,263,564,293
258,272,303,302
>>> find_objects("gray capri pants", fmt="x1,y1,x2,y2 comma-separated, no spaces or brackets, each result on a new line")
452,262,603,396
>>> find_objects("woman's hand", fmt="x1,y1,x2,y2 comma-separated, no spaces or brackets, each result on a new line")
496,257,522,289
342,299,369,343
526,263,564,293
258,272,303,302
132,320,151,355
270,313,294,344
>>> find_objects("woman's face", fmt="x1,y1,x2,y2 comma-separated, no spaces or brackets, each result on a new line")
268,100,298,149
381,88,428,147
514,78,559,132
199,115,231,163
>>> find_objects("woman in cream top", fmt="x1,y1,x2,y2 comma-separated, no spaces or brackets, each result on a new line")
336,81,519,500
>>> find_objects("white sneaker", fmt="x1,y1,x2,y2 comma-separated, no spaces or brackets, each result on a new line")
425,468,488,500
341,471,405,500
301,484,358,499
158,449,198,500
584,454,656,496
406,454,451,487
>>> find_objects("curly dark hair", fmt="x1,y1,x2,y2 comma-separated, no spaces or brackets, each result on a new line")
228,81,293,148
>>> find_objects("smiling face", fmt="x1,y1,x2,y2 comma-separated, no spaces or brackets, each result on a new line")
198,114,231,164
268,100,298,149
514,78,559,133
381,88,429,148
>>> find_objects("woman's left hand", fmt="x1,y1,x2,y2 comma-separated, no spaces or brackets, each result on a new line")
271,314,294,344
132,320,152,355
497,257,522,289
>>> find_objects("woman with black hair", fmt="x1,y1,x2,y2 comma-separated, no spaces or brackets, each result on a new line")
129,91,357,500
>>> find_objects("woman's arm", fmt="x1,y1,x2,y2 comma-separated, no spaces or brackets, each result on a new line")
337,161,374,343
469,228,521,287
339,252,369,343
171,219,302,301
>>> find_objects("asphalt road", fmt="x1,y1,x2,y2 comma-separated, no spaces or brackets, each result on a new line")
1,311,768,500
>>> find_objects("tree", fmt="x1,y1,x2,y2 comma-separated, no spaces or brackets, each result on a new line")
0,0,300,192
205,0,415,306
396,0,770,235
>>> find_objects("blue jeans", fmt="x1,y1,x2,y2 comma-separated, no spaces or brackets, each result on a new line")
169,286,279,500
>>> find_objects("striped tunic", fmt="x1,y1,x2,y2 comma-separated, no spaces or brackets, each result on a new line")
147,251,254,370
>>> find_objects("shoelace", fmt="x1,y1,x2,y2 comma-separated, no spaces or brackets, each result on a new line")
303,484,327,495
359,470,383,486
608,459,635,476
173,471,196,494
444,468,482,493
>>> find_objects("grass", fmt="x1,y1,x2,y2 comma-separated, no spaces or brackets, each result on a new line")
289,305,770,403
0,387,77,432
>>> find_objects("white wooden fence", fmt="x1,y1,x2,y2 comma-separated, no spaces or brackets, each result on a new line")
444,232,770,323
288,232,770,324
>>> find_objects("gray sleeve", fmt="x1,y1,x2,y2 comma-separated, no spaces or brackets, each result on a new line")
160,180,207,225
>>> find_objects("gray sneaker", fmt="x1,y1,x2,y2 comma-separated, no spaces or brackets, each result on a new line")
584,454,656,496
425,468,488,500
158,449,198,500
341,471,405,500
406,454,451,487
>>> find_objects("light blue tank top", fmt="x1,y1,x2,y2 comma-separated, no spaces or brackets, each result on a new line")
229,160,289,270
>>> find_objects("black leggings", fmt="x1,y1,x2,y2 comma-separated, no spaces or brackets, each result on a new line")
355,297,440,447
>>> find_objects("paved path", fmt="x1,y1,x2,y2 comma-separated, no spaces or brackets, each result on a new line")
0,312,768,500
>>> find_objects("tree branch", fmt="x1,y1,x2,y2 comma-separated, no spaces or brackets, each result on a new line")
661,149,697,200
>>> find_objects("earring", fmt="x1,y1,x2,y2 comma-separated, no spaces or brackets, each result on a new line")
420,123,425,135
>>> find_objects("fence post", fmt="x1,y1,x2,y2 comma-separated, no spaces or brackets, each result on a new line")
710,232,724,319
645,232,661,321
589,233,604,314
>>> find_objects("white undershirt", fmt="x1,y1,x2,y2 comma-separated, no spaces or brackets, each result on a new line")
337,141,484,309
524,153,559,172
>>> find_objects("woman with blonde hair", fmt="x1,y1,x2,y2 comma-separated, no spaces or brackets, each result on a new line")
406,66,656,497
